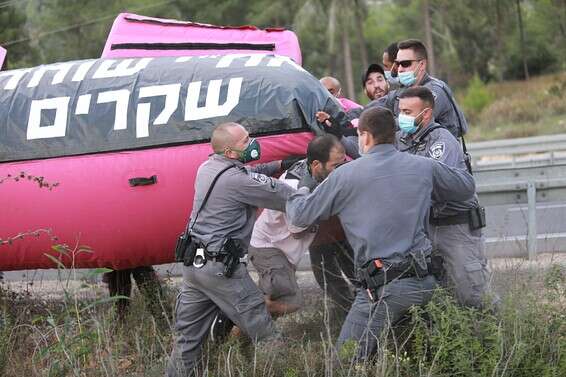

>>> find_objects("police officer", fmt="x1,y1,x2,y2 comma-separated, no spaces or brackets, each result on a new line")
372,39,468,138
166,122,295,377
396,86,496,309
286,107,476,361
382,41,400,89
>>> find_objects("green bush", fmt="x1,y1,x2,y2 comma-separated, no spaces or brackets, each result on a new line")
462,74,495,118
0,263,564,376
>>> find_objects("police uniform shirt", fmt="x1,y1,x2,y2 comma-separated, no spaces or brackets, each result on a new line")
369,73,468,138
286,144,475,268
396,123,479,217
189,154,295,251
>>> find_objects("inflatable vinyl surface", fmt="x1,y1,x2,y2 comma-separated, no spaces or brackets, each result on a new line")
102,13,302,64
0,54,343,270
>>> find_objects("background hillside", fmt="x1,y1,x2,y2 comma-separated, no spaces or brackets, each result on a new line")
1,0,565,140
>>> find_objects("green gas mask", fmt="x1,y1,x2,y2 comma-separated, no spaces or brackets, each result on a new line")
231,138,261,163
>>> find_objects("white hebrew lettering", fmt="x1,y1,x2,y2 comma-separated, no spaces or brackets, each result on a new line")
216,54,246,68
72,60,97,82
0,69,31,90
97,90,130,130
92,58,153,79
136,84,181,138
267,56,306,72
175,57,192,63
27,97,70,140
184,77,243,121
27,63,74,88
244,54,267,67
216,54,266,68
136,103,151,138
75,94,91,115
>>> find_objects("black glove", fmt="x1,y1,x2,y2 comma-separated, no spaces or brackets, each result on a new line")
342,127,358,137
281,155,305,171
321,117,344,138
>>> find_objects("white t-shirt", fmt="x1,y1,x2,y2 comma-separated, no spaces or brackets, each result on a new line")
250,172,317,266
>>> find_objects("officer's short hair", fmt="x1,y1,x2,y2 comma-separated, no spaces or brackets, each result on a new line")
307,135,344,165
358,107,396,144
385,41,399,61
397,39,428,60
399,86,435,109
211,122,240,153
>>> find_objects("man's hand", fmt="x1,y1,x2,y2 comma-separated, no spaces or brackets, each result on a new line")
316,111,331,125
316,110,344,138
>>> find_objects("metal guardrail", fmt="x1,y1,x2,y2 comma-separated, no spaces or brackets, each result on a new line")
469,133,566,169
476,163,566,259
469,133,566,156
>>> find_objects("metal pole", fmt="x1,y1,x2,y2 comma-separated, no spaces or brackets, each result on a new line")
527,181,537,260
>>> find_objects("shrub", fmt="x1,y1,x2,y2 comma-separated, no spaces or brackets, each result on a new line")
462,74,495,119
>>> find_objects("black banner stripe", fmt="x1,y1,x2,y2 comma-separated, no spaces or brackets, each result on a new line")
111,42,275,51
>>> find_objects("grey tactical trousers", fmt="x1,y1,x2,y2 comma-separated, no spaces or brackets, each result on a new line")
430,223,497,308
166,261,276,377
336,275,437,361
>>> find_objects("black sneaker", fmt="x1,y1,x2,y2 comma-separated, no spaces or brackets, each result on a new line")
209,312,234,342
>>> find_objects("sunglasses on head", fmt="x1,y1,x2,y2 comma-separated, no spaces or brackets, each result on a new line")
394,59,422,68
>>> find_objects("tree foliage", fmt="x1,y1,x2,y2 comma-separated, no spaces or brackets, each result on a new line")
0,0,564,91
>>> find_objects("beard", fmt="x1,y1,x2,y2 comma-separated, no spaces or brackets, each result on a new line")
373,88,385,99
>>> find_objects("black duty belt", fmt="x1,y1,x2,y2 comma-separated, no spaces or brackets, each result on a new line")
203,250,229,263
429,211,469,226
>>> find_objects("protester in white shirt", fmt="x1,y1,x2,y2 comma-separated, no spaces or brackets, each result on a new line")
249,135,346,317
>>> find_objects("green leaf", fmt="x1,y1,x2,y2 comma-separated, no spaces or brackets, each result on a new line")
43,253,66,270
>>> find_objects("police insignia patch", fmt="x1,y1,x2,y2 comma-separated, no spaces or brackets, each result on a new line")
252,173,272,186
430,142,445,160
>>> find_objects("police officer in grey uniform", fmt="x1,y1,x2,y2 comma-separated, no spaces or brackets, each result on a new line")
286,107,476,361
371,39,468,138
166,122,295,377
396,86,496,309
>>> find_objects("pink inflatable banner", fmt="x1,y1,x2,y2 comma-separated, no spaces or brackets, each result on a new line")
0,132,313,270
0,15,327,271
0,46,6,69
101,13,302,64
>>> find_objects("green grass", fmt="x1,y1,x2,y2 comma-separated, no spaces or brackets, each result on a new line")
458,72,566,141
0,262,564,376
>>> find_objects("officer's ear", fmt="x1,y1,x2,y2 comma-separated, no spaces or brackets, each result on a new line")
224,146,237,159
423,107,433,124
418,59,427,74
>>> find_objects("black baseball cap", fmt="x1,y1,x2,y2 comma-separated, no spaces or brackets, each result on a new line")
362,63,385,88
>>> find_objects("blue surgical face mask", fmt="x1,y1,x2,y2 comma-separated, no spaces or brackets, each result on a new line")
398,70,417,87
384,70,392,81
398,108,428,135
398,113,418,134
